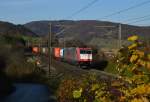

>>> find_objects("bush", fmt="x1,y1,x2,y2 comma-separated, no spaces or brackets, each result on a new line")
0,54,14,98
57,73,108,102
57,73,126,102
0,44,46,83
57,35,150,102
5,55,47,83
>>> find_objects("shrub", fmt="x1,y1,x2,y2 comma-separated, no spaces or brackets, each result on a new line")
0,44,46,83
57,35,150,102
0,54,14,98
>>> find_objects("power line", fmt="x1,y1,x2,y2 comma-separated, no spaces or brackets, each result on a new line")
55,25,72,36
66,0,99,19
128,17,150,24
55,0,100,36
54,0,100,47
102,0,150,19
134,22,150,26
124,14,150,22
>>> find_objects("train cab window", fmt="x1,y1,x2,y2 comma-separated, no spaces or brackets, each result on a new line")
80,50,85,54
87,50,92,54
80,50,92,54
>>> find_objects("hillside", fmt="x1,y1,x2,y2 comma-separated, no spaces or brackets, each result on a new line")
0,21,37,37
24,20,150,37
25,20,150,48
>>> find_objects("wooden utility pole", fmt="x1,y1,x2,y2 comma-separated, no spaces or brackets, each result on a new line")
48,22,52,77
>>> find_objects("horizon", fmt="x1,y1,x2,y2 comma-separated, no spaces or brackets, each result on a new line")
0,0,150,26
1,19,150,27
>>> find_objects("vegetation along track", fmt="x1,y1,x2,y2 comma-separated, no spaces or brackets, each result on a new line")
39,55,119,82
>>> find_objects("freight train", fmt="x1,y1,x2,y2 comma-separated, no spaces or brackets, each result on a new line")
31,47,93,67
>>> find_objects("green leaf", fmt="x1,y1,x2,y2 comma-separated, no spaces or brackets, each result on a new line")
73,90,82,99
94,98,101,102
139,67,150,74
91,84,99,91
122,68,134,78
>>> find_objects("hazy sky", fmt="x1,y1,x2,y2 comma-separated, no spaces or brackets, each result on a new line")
0,0,150,26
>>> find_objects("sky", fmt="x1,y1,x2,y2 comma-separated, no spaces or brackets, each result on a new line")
0,0,150,26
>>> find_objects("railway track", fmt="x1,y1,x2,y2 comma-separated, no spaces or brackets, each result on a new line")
39,56,119,81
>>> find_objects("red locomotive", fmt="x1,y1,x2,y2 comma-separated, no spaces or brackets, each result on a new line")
63,47,92,66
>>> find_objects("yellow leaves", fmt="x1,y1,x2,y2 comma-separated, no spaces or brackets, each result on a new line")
124,77,133,84
73,88,83,99
131,87,145,95
116,35,150,101
136,50,144,58
128,43,137,50
98,97,110,102
131,84,150,95
129,50,150,70
68,34,150,102
91,84,99,91
84,99,87,102
148,54,150,60
141,97,149,102
119,96,126,102
131,97,149,102
111,80,124,87
128,35,138,41
146,62,150,69
137,59,146,67
131,98,145,102
73,90,81,98
144,85,150,94
130,55,138,63
121,89,130,97
95,90,105,100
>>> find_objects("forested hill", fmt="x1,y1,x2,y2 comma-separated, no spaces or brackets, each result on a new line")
24,20,150,40
0,21,37,37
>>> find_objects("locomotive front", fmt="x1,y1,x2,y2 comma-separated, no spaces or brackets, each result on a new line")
77,48,92,66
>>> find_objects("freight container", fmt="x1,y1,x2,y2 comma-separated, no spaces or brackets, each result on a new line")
53,47,61,59
64,47,77,64
60,48,64,60
41,47,48,55
32,47,40,54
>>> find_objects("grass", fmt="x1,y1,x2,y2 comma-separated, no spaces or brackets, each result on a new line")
104,61,118,74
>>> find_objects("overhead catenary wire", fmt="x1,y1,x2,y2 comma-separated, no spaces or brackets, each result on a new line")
55,0,100,36
53,0,150,48
66,0,99,19
101,0,150,19
97,0,150,47
133,21,150,26
55,25,72,36
128,17,150,25
123,14,150,22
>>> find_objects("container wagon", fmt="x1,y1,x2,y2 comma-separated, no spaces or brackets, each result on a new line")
53,47,61,60
32,46,40,54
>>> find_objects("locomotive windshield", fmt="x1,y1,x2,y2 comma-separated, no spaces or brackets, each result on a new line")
80,50,92,54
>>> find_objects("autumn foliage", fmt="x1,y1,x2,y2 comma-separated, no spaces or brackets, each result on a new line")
57,35,150,102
